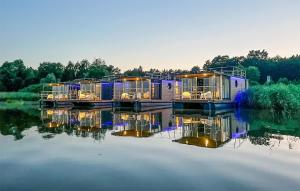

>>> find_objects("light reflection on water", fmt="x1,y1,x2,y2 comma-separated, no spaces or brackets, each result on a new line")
1,108,300,191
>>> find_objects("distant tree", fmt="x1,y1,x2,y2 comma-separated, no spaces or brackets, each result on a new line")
62,61,76,81
190,66,201,73
74,59,90,79
86,58,109,78
247,50,268,60
124,66,145,76
38,62,64,80
277,77,289,84
40,73,57,83
0,59,27,91
24,67,38,86
246,66,261,82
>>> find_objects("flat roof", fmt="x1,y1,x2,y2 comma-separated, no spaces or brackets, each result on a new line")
176,72,216,79
117,76,150,81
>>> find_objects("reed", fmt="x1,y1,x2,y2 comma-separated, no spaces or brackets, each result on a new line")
236,84,300,111
0,92,40,102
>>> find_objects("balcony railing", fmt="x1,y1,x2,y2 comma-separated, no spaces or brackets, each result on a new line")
175,85,220,100
41,90,101,101
114,88,151,100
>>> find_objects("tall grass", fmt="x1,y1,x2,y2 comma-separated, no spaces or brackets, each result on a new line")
19,83,43,93
0,92,40,101
236,83,300,111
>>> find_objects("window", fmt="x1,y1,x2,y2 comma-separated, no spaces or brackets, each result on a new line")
235,80,238,87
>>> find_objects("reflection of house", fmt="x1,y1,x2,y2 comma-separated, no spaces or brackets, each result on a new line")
113,75,175,111
173,67,248,110
40,79,113,107
41,108,113,140
41,108,70,128
112,109,174,137
173,112,248,148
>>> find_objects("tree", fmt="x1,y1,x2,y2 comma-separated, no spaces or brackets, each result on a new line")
74,59,90,79
24,67,38,86
246,66,261,82
62,61,76,81
190,66,201,73
124,66,145,76
86,58,108,78
277,77,289,84
247,50,268,60
38,62,64,80
40,73,57,83
0,59,27,91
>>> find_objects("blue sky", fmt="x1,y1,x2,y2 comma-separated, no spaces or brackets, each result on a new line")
1,0,300,71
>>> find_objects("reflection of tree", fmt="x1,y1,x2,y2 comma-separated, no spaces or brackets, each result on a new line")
38,124,109,141
246,110,300,149
248,132,271,146
0,109,41,140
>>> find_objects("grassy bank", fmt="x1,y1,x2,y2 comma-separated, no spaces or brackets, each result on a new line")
236,83,300,111
0,92,40,102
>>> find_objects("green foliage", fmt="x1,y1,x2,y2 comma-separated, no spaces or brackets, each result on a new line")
124,66,145,76
0,58,121,92
277,77,289,84
237,84,300,111
38,62,64,80
0,92,40,101
0,109,41,140
40,73,57,83
86,58,110,78
246,66,260,82
19,83,43,93
203,50,300,83
61,61,76,81
190,66,201,74
0,60,39,91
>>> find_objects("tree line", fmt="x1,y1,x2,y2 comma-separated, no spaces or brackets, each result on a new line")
1,50,300,91
202,50,300,84
0,58,120,91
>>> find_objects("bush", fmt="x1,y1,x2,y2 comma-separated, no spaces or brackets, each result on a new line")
19,83,44,93
236,84,300,111
0,92,40,101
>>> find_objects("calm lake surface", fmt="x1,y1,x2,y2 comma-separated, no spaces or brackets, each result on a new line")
1,107,300,191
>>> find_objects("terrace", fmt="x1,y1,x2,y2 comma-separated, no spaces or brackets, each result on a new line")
174,66,246,101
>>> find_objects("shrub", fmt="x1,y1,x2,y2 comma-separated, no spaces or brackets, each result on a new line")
0,92,40,101
19,83,44,93
236,84,300,111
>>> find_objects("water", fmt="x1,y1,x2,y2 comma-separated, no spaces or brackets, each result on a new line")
1,107,300,191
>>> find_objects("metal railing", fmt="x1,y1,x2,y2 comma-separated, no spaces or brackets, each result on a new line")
205,66,246,78
41,90,101,101
175,85,219,100
114,87,151,100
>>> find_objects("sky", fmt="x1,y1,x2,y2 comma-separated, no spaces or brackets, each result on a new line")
0,0,300,71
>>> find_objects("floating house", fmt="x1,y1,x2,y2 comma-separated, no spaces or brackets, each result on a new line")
40,79,113,107
173,67,248,110
113,74,175,111
173,111,248,148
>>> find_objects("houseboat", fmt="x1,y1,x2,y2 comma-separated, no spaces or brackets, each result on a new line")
111,109,174,138
40,79,114,107
173,111,248,148
113,74,176,111
173,67,248,110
